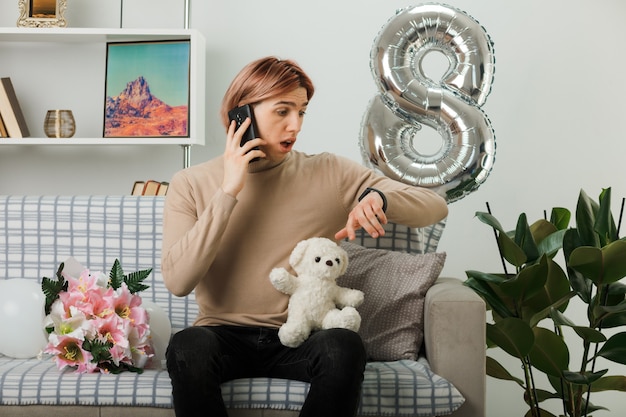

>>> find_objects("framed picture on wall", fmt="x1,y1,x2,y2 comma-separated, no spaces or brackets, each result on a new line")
17,0,67,28
103,40,191,138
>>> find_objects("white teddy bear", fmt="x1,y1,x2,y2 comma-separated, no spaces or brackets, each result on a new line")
270,237,364,348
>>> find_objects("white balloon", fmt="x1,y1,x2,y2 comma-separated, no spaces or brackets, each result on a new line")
0,279,48,358
142,300,172,368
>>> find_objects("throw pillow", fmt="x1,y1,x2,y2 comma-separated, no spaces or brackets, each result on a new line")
338,241,446,361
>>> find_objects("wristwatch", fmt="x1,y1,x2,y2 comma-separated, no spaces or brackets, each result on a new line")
358,187,388,212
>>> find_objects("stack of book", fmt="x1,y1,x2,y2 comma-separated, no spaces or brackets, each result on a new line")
0,77,30,138
131,180,169,196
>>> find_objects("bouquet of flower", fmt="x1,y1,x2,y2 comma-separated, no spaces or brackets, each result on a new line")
41,259,154,374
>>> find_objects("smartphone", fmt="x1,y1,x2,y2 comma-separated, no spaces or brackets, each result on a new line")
228,104,260,148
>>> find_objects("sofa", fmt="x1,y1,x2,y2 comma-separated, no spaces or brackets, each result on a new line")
0,195,485,417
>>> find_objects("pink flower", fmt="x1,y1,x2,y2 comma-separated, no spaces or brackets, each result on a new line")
60,274,114,318
94,315,130,366
108,283,141,318
45,333,97,373
130,303,150,339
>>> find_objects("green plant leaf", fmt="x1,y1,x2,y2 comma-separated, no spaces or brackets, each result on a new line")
589,375,626,392
41,262,68,315
546,382,608,417
600,240,626,283
530,219,557,246
562,369,608,385
464,272,515,319
575,189,600,248
547,374,566,396
549,207,571,231
487,318,534,359
598,309,626,329
486,356,524,386
593,299,626,327
595,187,617,246
535,229,567,260
570,241,626,285
465,270,507,285
523,257,571,323
550,309,606,343
522,407,558,417
563,228,593,303
523,388,561,405
101,362,145,374
594,283,626,328
475,211,506,233
575,400,609,415
568,246,602,284
528,327,569,377
534,389,561,403
109,258,125,290
596,332,626,365
498,232,528,268
83,338,113,363
514,213,540,264
608,281,626,296
124,268,152,294
500,255,548,302
528,291,576,329
475,211,529,267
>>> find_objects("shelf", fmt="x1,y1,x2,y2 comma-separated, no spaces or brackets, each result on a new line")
0,27,197,43
0,27,206,148
0,137,198,145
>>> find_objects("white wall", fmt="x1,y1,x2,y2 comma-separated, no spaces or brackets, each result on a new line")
1,0,626,415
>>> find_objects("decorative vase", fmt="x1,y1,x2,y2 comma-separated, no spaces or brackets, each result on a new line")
44,109,75,138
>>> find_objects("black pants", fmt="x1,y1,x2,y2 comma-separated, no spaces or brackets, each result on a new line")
166,325,366,417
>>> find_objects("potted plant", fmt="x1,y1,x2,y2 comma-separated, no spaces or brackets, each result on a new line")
465,187,626,417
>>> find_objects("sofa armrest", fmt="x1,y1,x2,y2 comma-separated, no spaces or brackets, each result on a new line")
424,277,486,417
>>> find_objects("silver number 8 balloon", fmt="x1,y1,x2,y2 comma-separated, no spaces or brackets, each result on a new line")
360,3,496,203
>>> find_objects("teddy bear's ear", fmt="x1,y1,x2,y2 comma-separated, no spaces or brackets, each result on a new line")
337,248,349,275
289,239,310,267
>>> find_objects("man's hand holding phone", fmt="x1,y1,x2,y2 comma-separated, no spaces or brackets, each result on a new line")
228,105,261,155
222,109,265,197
